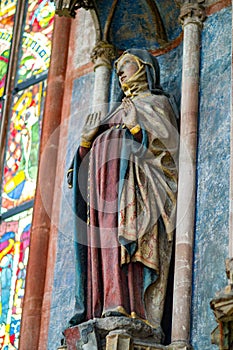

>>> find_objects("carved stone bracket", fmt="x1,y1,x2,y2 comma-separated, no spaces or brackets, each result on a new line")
179,2,206,28
90,41,116,70
53,0,94,18
210,258,233,349
62,317,165,349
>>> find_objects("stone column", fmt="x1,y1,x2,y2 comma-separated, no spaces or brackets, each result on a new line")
90,40,116,115
19,16,71,350
169,2,205,349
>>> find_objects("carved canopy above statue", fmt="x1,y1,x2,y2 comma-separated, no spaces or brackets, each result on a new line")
52,0,185,50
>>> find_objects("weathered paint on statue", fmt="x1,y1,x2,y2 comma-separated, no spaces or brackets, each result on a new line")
67,49,179,333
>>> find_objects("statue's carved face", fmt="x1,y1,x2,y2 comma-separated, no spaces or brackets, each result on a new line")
116,55,139,85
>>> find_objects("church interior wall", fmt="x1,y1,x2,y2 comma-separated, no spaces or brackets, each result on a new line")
38,2,232,349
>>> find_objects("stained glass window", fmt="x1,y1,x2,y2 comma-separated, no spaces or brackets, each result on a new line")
2,82,46,212
0,0,55,348
17,0,55,83
0,0,17,98
0,209,33,349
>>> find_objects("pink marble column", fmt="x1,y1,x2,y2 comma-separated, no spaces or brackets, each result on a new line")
19,16,71,350
170,3,206,350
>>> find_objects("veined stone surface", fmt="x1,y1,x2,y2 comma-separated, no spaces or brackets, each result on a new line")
191,6,231,349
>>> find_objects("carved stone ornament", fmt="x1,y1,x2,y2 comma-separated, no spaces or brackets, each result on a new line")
90,41,116,70
210,258,233,349
179,2,206,28
53,0,94,18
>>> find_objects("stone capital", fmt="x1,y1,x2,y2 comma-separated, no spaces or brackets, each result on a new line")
179,2,206,28
54,0,94,18
91,41,116,70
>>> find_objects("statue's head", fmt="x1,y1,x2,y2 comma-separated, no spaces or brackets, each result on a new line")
115,49,163,98
116,53,140,86
115,52,148,97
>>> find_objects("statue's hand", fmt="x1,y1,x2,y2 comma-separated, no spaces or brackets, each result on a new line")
122,97,138,130
80,111,101,147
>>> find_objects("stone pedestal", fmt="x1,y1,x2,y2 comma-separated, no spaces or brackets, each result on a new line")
61,317,166,350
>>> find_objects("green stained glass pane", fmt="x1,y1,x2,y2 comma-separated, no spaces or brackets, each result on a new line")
0,208,33,349
1,82,46,213
17,0,55,83
0,0,17,97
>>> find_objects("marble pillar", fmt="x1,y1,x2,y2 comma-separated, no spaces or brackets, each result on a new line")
170,2,206,349
90,40,116,115
19,16,71,350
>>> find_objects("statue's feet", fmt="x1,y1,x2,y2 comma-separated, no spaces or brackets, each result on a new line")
102,306,129,318
69,313,85,327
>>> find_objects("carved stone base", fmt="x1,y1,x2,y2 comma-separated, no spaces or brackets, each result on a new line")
62,317,166,350
167,342,193,350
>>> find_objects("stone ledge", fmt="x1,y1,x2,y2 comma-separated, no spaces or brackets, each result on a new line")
62,317,165,349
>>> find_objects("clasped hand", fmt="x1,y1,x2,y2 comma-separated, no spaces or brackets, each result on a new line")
80,99,138,147
80,111,101,145
122,97,138,130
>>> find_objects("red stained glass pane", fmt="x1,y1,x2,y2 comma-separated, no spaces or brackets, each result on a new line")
1,82,46,213
0,0,17,97
0,209,33,349
17,0,55,83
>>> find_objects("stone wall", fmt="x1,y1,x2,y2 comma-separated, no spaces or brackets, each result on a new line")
47,73,95,349
191,6,231,349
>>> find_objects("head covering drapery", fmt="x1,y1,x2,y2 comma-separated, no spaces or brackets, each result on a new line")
107,49,179,121
115,53,148,98
116,49,165,96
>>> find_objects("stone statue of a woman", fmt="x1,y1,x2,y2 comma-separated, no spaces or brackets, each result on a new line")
67,49,179,335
